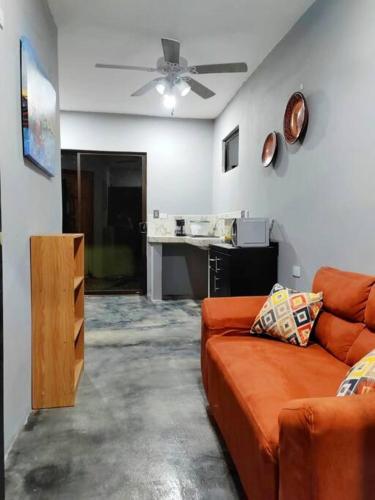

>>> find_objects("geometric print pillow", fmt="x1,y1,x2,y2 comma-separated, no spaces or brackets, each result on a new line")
250,283,323,347
337,349,375,396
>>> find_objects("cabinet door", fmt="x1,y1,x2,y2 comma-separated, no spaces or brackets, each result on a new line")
231,247,278,296
209,250,231,297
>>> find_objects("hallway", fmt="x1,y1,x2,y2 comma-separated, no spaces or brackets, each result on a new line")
5,297,242,499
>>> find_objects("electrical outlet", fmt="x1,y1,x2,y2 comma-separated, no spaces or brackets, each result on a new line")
153,210,160,219
292,265,301,278
0,7,5,30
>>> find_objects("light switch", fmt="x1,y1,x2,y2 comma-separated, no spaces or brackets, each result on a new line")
153,210,160,219
292,265,301,278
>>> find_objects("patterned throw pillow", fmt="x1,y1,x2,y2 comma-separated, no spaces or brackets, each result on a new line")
250,283,323,347
337,349,375,396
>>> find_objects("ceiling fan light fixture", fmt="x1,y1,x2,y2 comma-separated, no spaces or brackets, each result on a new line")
176,79,191,97
163,93,176,110
96,38,248,103
156,79,167,95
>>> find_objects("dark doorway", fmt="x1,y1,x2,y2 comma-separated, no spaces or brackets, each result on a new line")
62,151,147,294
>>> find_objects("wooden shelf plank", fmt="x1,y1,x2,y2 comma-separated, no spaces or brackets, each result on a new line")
32,234,83,238
74,318,84,342
74,359,84,390
74,276,84,290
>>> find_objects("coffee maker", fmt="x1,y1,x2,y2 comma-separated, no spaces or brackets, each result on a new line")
175,219,186,237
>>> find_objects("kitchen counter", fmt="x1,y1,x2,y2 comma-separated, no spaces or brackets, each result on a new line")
147,235,224,301
208,242,234,250
148,235,224,249
147,236,278,301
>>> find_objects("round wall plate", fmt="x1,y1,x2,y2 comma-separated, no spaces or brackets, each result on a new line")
283,92,309,144
262,131,278,167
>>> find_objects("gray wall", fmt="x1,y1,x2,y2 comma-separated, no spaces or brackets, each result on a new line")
61,111,214,215
0,0,61,451
61,112,214,297
212,0,375,289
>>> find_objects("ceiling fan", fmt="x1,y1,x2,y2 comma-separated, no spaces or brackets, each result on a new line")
95,38,248,110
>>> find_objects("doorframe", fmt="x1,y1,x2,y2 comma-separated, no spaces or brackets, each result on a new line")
61,149,147,295
0,182,4,500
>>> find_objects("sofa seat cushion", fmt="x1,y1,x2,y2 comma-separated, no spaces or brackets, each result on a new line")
207,336,349,459
201,296,268,393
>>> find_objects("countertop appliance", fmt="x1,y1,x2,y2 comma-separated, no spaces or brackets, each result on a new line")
231,218,269,247
175,219,186,236
190,220,210,237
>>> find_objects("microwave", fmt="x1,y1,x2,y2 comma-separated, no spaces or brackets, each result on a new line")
231,218,270,247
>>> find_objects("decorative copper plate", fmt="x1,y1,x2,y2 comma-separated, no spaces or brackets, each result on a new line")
283,92,308,144
262,131,278,167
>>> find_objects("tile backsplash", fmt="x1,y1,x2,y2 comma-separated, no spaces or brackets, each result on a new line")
147,211,249,238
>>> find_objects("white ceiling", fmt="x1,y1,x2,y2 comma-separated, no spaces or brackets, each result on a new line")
48,0,315,119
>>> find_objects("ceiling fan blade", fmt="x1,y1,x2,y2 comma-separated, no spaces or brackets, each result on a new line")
131,78,161,97
96,63,157,72
190,63,248,74
186,78,215,99
161,38,180,64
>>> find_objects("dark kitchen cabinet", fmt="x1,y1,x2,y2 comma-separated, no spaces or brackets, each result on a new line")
209,243,278,297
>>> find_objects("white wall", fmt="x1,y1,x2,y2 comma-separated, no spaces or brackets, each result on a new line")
60,112,214,215
212,0,375,289
0,0,61,451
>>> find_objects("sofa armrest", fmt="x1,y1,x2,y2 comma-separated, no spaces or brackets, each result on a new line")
201,296,266,393
279,395,375,500
202,296,267,332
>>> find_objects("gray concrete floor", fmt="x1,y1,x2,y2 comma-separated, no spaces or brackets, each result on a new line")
5,296,243,499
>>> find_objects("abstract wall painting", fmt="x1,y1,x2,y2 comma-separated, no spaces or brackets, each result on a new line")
20,37,57,177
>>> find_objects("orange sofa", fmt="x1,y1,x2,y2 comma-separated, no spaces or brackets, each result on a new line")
201,267,375,500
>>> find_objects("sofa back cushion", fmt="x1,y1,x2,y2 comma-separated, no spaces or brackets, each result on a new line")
346,287,375,364
365,286,375,330
313,267,375,322
312,267,375,365
346,328,375,366
313,311,364,363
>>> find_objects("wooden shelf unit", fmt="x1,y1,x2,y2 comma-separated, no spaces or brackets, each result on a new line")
31,234,85,409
